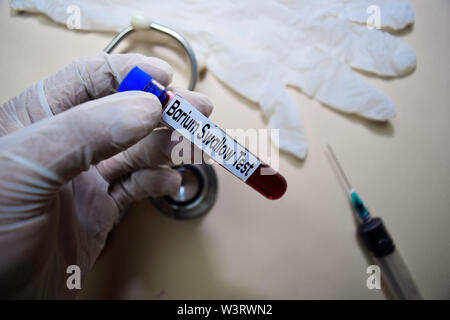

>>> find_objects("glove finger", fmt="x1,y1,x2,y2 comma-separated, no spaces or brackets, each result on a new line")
287,48,395,120
337,0,415,30
44,52,173,115
108,167,182,210
260,80,308,159
97,129,178,182
0,81,49,137
207,44,308,158
300,19,416,77
278,0,414,31
0,91,163,185
97,89,213,181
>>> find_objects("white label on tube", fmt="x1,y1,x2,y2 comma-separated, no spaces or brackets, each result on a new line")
162,95,261,182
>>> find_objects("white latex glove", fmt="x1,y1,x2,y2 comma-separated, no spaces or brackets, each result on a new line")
0,52,213,298
10,0,416,159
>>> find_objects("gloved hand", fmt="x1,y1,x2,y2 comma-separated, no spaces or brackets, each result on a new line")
0,52,213,298
10,0,417,159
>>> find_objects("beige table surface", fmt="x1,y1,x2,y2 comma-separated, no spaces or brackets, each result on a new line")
0,0,449,299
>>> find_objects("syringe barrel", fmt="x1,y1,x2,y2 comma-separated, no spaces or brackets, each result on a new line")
358,217,395,257
359,218,422,299
375,250,422,300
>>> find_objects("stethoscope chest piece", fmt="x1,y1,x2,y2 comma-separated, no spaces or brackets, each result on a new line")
150,164,218,219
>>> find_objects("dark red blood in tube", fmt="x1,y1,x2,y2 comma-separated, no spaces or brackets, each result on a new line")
245,163,287,200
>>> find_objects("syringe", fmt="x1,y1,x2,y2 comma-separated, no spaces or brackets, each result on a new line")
326,144,422,300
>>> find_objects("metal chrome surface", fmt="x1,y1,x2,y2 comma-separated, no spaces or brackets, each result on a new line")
150,164,218,219
104,22,197,90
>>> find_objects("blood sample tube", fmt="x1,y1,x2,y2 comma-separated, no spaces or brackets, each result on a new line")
118,66,287,199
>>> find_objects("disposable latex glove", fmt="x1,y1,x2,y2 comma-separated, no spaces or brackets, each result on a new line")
10,0,417,159
0,52,213,298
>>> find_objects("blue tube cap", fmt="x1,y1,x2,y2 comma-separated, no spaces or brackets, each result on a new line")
118,66,152,92
118,66,167,104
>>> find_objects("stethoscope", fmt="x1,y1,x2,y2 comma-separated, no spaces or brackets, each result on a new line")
104,17,217,219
